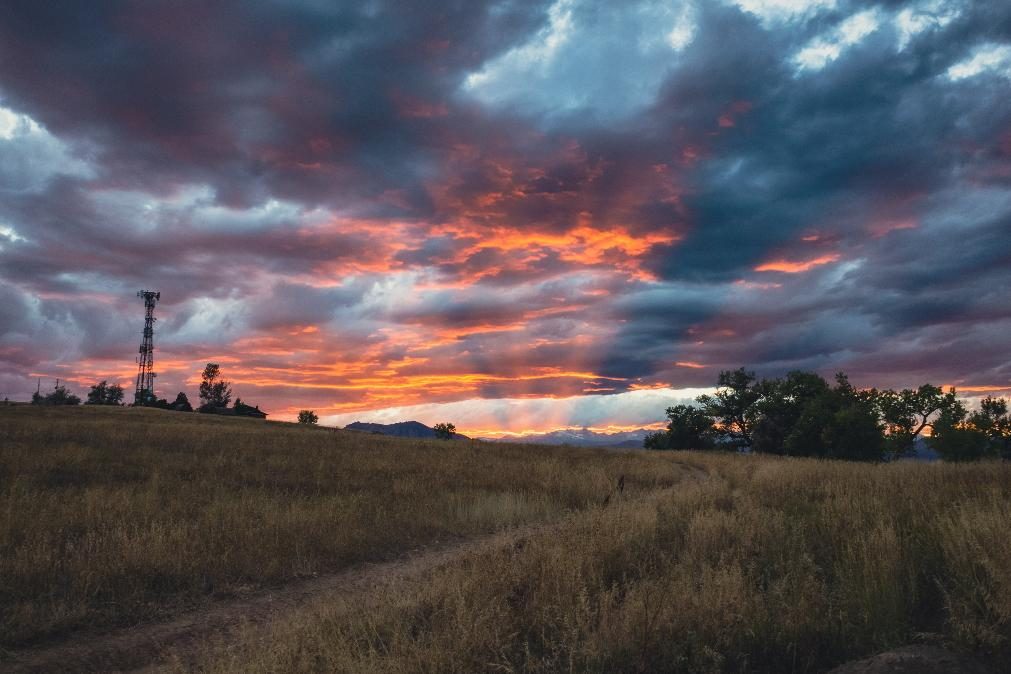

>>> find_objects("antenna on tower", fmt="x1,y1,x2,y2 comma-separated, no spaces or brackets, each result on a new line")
134,290,161,405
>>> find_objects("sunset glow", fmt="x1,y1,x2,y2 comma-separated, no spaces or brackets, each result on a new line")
754,254,842,273
1,1,1009,433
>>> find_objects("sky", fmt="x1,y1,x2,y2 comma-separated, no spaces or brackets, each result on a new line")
1,0,1009,434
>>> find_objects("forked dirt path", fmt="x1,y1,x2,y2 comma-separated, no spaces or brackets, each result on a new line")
2,462,710,673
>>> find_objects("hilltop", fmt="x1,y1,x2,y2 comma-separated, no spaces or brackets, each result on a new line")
343,419,470,439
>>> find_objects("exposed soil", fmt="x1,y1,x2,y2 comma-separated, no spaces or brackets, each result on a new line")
828,644,995,674
1,462,708,673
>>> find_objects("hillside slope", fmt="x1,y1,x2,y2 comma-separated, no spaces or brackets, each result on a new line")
0,404,674,650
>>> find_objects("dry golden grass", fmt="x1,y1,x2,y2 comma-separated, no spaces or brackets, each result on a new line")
188,454,1011,674
5,406,1009,673
0,405,681,648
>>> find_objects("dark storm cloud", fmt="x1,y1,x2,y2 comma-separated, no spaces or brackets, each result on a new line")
1,0,1010,414
594,0,1011,390
0,0,554,211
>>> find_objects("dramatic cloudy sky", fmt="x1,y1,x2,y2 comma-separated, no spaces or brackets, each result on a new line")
1,0,1009,434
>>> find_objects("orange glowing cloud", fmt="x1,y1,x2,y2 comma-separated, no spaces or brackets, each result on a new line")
628,382,672,390
754,253,840,273
428,222,678,282
868,219,917,238
941,384,1011,393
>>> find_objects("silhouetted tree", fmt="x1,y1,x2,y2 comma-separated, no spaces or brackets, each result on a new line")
751,371,830,454
106,383,124,405
742,372,884,461
298,410,319,425
644,404,716,449
696,368,761,446
819,376,886,461
433,422,456,439
86,380,125,406
927,396,1011,462
198,363,231,412
967,396,1011,459
651,369,1002,462
642,430,669,449
874,384,960,456
170,392,193,412
32,383,81,406
86,381,107,405
928,398,993,461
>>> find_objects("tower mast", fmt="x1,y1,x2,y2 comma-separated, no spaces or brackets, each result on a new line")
134,290,161,405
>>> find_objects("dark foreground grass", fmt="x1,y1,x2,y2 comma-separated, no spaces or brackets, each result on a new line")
0,405,682,647
187,454,1011,674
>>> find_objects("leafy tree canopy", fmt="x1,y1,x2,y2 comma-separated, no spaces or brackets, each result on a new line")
873,384,960,455
644,404,716,450
433,422,456,440
646,368,1002,462
198,363,232,412
32,384,81,406
170,392,193,412
86,380,125,406
696,367,761,446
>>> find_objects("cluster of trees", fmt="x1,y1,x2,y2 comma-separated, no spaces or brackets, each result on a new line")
31,382,82,406
31,363,265,416
645,368,1011,462
129,363,224,412
433,422,456,440
135,391,194,411
178,363,264,416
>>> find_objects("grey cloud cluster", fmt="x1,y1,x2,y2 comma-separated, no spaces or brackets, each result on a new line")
0,0,1009,413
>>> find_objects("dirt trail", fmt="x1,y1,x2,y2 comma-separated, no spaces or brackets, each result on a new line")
2,462,709,674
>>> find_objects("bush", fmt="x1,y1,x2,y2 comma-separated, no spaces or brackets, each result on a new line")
85,381,125,406
433,422,456,440
298,410,319,425
169,392,193,412
31,385,81,406
644,404,716,450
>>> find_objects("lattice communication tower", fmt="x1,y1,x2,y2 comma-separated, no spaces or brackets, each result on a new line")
134,290,160,404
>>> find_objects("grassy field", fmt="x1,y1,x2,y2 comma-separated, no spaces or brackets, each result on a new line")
3,406,1009,673
0,405,681,648
190,455,1011,674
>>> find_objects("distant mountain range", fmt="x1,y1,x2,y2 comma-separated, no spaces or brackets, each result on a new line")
480,428,652,449
342,420,470,440
342,421,649,448
339,423,943,458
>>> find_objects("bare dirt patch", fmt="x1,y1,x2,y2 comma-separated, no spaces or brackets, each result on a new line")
828,644,994,674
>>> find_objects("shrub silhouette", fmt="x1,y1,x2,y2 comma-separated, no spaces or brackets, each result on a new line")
433,422,456,440
198,363,231,412
86,381,125,406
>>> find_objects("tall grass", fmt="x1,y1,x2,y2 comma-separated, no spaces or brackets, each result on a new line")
190,454,1011,673
0,405,681,647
